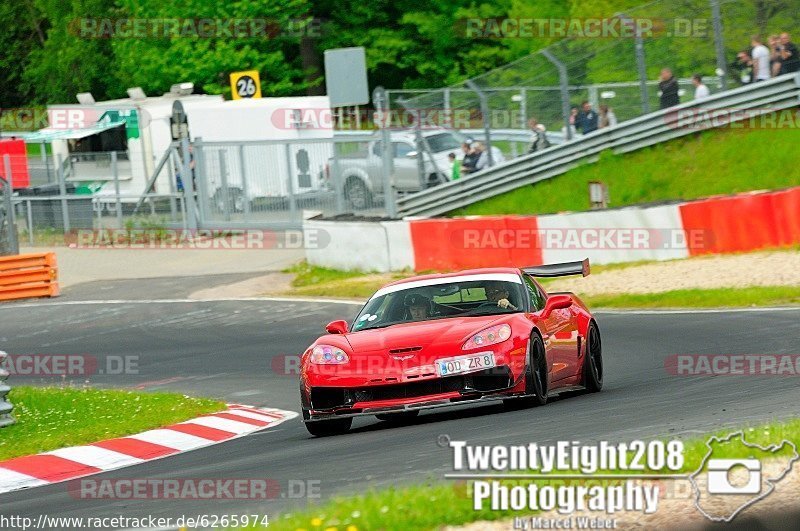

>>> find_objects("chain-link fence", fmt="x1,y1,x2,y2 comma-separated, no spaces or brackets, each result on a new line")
191,134,403,226
388,0,800,141
0,152,186,247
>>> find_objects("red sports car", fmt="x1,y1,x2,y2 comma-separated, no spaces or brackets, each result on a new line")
299,260,602,436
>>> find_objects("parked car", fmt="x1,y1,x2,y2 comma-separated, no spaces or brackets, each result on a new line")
329,129,465,209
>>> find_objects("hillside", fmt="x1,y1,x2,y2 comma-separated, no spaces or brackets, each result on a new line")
451,126,800,216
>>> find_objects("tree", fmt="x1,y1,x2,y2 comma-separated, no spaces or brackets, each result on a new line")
22,0,119,104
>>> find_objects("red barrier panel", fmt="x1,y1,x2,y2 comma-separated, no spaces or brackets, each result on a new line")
410,216,543,271
769,187,800,246
679,187,800,255
0,139,30,189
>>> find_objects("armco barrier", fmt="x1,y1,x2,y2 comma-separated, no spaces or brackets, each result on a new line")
0,253,60,301
304,186,800,272
0,351,13,428
396,73,800,217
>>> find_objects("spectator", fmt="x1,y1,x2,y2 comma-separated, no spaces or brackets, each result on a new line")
562,108,579,139
731,50,753,84
751,35,771,81
598,105,617,128
472,142,486,170
527,118,551,153
692,74,710,100
448,152,460,181
460,141,479,175
769,35,783,77
779,32,800,74
175,144,195,192
473,142,505,171
658,68,680,109
575,101,598,134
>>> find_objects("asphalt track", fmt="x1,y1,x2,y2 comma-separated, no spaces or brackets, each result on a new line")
1,276,799,529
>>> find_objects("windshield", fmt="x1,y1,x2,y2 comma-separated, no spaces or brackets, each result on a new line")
425,132,464,153
352,277,524,332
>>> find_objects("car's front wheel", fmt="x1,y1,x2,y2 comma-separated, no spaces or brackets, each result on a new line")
526,333,548,405
304,417,352,437
582,321,603,392
505,333,548,409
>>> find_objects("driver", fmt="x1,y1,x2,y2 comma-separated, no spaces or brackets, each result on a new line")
484,281,518,310
404,293,431,320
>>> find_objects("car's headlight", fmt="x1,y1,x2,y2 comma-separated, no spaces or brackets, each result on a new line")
310,345,350,364
462,324,511,350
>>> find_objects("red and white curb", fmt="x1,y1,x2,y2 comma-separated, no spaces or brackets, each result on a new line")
0,404,297,495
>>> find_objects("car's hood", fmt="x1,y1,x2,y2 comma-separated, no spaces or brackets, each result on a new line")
344,314,506,353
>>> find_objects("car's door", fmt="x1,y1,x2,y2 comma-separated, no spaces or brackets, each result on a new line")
368,141,386,193
524,275,577,383
393,142,422,191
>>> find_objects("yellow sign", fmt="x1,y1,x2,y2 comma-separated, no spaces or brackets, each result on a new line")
229,70,262,99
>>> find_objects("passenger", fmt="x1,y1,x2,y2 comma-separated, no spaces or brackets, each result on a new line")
405,293,431,320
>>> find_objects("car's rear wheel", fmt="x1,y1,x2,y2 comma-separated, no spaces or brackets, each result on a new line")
345,178,371,210
582,321,603,392
505,333,548,409
375,410,420,422
304,417,352,437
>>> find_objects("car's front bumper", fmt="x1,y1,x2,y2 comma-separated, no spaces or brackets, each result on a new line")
303,366,522,421
304,393,525,421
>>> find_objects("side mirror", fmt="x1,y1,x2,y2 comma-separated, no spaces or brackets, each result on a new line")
406,151,418,158
541,294,572,319
325,320,349,334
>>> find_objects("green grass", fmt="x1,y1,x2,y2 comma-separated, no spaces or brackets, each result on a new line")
280,262,800,309
584,286,800,309
452,126,800,216
284,261,374,288
0,387,225,461
261,417,800,531
282,262,415,299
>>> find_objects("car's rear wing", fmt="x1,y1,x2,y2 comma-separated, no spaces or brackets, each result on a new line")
522,259,590,278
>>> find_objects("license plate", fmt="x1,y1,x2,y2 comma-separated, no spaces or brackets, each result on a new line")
436,352,496,376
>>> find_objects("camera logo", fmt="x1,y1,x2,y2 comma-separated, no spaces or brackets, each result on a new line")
690,431,798,522
706,458,761,495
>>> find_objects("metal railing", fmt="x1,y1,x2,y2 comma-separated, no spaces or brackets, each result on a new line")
0,150,187,246
396,73,800,217
0,351,14,428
